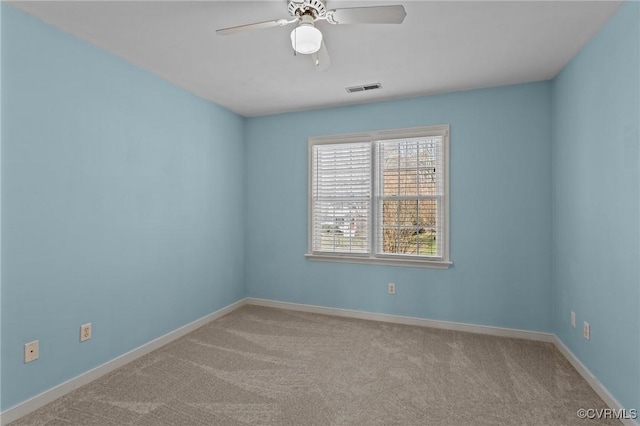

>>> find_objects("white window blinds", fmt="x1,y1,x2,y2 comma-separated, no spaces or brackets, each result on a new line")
308,125,450,268
311,142,371,254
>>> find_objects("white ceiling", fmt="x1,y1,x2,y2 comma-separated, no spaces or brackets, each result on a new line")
10,0,622,117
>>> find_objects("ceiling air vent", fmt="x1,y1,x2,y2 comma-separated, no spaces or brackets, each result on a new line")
346,83,382,94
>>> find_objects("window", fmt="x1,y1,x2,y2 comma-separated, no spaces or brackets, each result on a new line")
307,125,451,268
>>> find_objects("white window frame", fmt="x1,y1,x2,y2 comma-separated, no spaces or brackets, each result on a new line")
306,125,451,269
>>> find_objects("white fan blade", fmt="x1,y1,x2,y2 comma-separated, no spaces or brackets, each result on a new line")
217,18,296,35
326,5,406,25
312,41,331,71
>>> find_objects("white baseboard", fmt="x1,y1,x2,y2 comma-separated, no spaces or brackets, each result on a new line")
4,297,636,426
553,336,639,426
247,298,637,426
246,297,555,342
0,298,248,426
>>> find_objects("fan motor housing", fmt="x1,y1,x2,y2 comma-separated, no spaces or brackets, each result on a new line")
288,0,327,19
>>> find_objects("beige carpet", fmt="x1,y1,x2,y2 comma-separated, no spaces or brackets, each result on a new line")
11,305,618,425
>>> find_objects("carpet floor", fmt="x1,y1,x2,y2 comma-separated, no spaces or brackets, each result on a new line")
11,305,618,425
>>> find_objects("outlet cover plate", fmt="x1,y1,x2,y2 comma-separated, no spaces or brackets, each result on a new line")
583,322,590,340
25,340,39,363
80,323,92,342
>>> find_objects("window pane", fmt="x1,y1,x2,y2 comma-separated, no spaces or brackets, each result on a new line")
382,167,400,196
376,135,444,258
380,138,442,197
417,167,438,196
311,142,371,254
380,199,438,255
313,200,369,253
417,199,437,255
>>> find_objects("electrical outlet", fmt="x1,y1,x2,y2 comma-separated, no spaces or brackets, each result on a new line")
80,323,92,342
571,311,576,328
388,283,396,295
24,340,39,363
583,322,590,340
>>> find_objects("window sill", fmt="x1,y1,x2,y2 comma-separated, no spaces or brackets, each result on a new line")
305,253,452,269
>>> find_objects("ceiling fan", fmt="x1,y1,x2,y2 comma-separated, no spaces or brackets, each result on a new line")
216,0,407,71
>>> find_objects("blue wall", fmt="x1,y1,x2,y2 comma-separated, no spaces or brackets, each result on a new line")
245,82,553,333
1,5,245,410
551,1,639,413
2,0,638,417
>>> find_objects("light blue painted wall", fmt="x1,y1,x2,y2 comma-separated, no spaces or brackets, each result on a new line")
551,1,640,412
245,82,553,333
1,5,245,410
2,0,637,417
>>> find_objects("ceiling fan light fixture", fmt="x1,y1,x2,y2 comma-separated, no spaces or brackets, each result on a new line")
290,23,322,54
